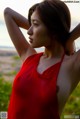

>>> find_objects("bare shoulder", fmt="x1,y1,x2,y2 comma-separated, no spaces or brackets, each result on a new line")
67,49,80,82
57,51,80,114
72,49,80,68
64,49,80,64
76,49,80,62
60,50,80,84
21,47,37,63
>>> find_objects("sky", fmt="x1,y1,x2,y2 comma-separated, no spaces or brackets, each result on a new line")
0,0,80,48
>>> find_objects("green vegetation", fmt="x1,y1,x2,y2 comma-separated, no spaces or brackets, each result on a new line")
0,76,12,111
5,71,17,76
61,83,80,119
13,55,20,60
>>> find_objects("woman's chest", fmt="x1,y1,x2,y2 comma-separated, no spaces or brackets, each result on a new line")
13,67,59,105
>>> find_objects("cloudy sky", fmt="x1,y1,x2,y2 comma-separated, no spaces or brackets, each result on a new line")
0,0,80,47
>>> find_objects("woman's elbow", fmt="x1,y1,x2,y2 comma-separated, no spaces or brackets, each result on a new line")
4,7,11,17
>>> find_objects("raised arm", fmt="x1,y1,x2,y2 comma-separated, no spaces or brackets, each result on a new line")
65,23,80,55
4,7,36,62
69,23,80,41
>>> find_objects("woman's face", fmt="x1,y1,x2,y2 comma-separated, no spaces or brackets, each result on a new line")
27,10,52,48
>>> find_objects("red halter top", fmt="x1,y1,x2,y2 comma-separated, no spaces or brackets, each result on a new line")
8,53,64,119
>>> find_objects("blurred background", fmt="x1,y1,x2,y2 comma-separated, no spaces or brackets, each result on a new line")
0,0,80,118
0,0,80,50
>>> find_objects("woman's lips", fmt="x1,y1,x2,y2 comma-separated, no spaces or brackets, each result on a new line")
29,37,33,43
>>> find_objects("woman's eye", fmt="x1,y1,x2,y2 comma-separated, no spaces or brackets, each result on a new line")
33,23,39,26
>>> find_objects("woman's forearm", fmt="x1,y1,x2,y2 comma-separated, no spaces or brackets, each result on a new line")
4,7,36,61
69,23,80,42
4,7,30,30
65,23,80,55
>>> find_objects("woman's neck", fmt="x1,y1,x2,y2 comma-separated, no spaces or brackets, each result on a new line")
43,43,64,59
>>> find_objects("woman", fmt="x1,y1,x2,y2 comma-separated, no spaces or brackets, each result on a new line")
4,0,80,119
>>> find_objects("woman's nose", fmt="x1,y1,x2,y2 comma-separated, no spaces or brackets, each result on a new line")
27,26,33,35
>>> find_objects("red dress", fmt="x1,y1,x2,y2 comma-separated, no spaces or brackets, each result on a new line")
8,53,64,119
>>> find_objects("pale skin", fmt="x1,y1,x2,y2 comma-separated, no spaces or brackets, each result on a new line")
4,8,80,116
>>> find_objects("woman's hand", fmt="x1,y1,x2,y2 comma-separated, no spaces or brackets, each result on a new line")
65,35,76,55
4,7,30,30
65,23,80,55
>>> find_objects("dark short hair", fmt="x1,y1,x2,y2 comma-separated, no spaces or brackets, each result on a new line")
28,0,71,46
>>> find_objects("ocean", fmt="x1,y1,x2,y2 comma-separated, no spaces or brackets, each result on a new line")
0,46,15,51
0,21,80,52
0,45,45,53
